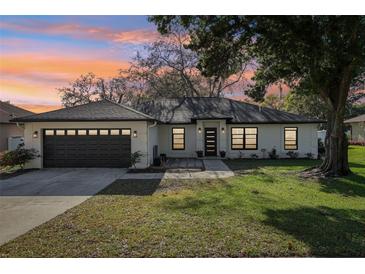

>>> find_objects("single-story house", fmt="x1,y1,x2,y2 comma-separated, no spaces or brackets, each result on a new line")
12,97,322,169
0,101,34,152
345,114,365,142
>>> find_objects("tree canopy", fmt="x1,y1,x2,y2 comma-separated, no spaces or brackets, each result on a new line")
58,29,247,107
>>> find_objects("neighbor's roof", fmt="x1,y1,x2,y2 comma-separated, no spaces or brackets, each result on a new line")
344,114,365,123
0,101,34,123
11,100,155,122
137,97,323,124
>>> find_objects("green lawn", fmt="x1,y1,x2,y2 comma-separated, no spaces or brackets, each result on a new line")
0,146,364,257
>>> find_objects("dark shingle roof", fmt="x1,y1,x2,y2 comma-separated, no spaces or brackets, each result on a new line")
137,97,323,124
11,100,154,122
344,114,365,123
0,101,34,123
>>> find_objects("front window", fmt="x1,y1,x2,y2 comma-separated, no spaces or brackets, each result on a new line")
231,127,258,150
231,128,244,149
284,127,298,150
172,128,185,150
244,128,258,149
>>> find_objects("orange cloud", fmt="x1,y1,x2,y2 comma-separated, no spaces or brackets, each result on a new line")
16,104,62,114
0,52,131,105
0,21,159,44
1,53,129,79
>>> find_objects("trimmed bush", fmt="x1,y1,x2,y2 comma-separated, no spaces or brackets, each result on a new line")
286,151,299,159
0,144,39,169
268,148,278,159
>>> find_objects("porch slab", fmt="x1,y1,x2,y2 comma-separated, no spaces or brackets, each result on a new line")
164,158,204,170
119,159,234,180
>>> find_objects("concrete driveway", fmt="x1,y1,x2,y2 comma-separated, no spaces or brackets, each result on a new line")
0,168,126,245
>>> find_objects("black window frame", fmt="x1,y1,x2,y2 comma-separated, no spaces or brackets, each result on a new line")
172,127,185,150
231,127,258,150
284,127,298,150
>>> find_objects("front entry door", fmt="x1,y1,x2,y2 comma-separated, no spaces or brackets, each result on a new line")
204,128,217,156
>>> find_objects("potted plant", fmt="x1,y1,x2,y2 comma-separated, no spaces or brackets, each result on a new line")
196,150,203,158
219,150,226,158
130,151,143,168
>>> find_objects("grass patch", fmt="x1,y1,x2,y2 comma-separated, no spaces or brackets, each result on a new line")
0,146,364,257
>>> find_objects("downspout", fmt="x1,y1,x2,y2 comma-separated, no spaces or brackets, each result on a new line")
147,121,157,166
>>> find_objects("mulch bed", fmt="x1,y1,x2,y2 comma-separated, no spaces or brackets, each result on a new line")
127,168,167,173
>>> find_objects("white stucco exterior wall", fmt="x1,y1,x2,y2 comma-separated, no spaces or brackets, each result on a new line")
22,120,320,169
158,124,197,157
349,122,365,142
156,122,318,159
23,121,150,169
226,123,318,158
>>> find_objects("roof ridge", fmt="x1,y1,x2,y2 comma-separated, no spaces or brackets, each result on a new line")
102,99,155,120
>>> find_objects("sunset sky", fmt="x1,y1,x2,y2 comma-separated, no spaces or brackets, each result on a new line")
0,15,289,113
0,16,160,113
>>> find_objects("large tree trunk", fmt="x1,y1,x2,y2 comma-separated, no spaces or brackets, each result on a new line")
318,73,352,176
319,109,350,176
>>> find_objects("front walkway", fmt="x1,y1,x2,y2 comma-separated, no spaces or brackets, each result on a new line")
121,159,234,180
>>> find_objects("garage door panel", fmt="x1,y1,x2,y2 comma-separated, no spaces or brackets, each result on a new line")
43,129,131,168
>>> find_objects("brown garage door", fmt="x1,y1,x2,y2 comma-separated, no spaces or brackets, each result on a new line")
43,129,131,168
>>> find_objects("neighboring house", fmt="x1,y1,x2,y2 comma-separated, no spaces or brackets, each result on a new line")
12,97,322,169
345,114,365,142
0,101,34,152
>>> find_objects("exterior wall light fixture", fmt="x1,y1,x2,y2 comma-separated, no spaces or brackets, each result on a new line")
222,127,225,134
33,131,38,138
198,127,202,134
133,130,137,138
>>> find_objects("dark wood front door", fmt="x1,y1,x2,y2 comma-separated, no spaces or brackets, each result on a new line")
204,128,217,156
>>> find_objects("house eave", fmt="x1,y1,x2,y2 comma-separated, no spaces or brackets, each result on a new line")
10,118,156,123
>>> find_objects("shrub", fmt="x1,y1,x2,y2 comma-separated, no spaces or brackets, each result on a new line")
196,150,203,157
0,144,39,169
268,148,278,159
348,140,365,146
250,153,259,159
219,150,226,158
305,152,314,159
318,138,325,156
130,151,143,168
286,151,299,159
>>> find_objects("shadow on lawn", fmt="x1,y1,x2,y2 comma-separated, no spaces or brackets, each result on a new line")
98,179,162,196
318,173,365,198
263,206,365,257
